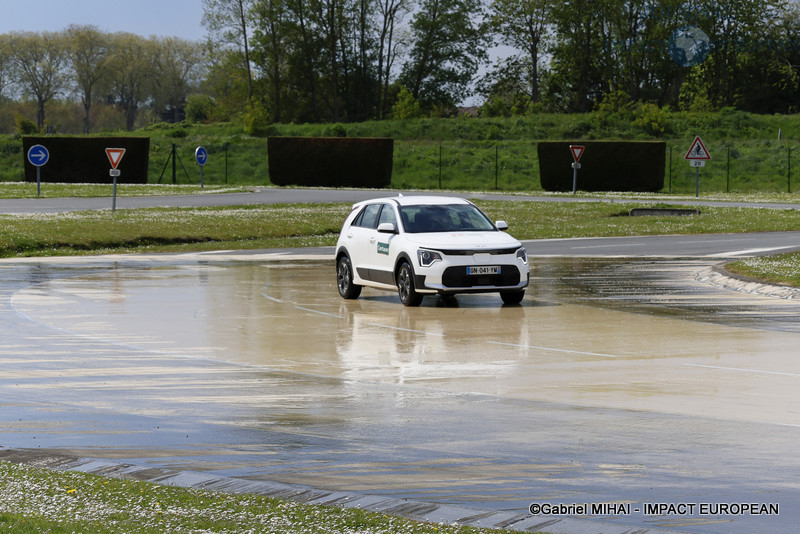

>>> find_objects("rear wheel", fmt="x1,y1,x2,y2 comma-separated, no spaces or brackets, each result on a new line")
500,290,525,305
337,255,362,299
397,261,423,307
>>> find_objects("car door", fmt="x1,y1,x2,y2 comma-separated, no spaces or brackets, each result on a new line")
346,203,382,281
370,203,400,286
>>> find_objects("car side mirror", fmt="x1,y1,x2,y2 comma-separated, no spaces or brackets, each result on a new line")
377,222,397,234
496,221,509,231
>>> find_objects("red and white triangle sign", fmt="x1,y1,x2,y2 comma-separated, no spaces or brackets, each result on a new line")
569,145,585,163
106,148,126,169
685,136,711,160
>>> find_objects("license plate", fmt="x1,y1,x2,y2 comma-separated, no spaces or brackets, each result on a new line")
467,266,500,275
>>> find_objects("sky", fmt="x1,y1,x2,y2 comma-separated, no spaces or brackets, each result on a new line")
0,0,206,41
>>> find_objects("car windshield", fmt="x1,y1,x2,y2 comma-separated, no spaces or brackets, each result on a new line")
399,204,496,233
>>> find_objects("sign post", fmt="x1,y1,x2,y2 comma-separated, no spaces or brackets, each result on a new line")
569,145,585,194
105,148,126,212
684,136,711,197
195,146,208,190
27,144,49,198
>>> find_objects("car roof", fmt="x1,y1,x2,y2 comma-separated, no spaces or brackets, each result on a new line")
353,195,471,209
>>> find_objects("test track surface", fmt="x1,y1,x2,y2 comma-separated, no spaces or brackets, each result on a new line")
2,190,800,533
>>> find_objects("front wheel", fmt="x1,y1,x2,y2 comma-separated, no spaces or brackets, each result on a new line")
337,255,362,299
500,290,525,305
397,262,423,307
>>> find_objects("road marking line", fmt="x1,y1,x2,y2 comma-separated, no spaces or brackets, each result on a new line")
685,363,800,377
706,246,795,257
488,341,623,359
367,323,446,336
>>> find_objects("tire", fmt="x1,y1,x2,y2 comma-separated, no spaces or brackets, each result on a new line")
336,255,362,299
396,261,423,307
500,290,525,305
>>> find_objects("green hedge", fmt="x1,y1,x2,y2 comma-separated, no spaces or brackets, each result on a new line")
23,137,150,184
268,137,393,188
538,141,665,192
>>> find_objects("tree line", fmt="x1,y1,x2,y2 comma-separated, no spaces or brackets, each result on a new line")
0,27,204,133
2,0,800,135
205,0,800,124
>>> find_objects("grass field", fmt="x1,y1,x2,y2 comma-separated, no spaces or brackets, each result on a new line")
2,198,800,258
4,111,800,194
725,252,800,287
0,460,513,534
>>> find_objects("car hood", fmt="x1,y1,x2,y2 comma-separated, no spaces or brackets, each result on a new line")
404,231,522,251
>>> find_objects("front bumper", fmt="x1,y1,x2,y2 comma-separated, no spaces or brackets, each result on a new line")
415,258,530,294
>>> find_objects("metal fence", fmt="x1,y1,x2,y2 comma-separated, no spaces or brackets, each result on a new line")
153,139,800,195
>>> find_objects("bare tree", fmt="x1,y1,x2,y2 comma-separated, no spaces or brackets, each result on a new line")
377,0,411,118
203,0,254,101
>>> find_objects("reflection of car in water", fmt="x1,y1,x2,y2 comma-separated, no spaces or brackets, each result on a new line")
335,196,529,306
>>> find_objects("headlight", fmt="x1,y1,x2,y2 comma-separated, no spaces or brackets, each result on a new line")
417,249,442,267
516,248,528,264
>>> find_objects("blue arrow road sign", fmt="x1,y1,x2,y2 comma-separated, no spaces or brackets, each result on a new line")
195,146,208,166
27,144,49,167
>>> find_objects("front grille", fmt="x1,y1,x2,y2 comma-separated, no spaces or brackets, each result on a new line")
440,247,519,256
442,265,521,288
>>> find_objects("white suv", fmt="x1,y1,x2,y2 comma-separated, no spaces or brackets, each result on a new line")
335,196,529,306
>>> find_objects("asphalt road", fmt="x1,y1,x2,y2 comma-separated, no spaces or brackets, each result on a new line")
3,187,800,213
5,187,799,259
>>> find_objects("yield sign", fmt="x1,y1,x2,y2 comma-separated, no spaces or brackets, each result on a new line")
105,148,126,169
569,145,585,163
685,136,711,160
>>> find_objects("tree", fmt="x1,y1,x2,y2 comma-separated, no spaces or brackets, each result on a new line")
151,37,206,122
400,0,490,111
9,31,70,129
490,0,552,105
66,25,109,134
106,33,156,130
282,0,324,121
203,0,255,102
346,0,381,121
376,0,411,118
692,0,785,109
203,45,252,119
0,34,11,99
251,0,288,122
547,0,609,112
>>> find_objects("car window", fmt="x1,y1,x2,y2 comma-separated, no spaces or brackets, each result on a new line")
377,204,397,228
399,204,496,233
354,204,381,229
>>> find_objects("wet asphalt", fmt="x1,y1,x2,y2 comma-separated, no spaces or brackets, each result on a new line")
1,191,800,533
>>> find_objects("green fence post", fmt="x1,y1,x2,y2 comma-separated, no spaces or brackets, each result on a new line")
495,145,499,190
438,143,442,189
726,146,730,193
668,146,672,193
789,146,792,194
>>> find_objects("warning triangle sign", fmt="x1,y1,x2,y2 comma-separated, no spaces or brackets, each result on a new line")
106,148,126,169
685,137,711,160
569,145,585,163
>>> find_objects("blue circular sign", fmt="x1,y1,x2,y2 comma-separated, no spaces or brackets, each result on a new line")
27,144,50,167
195,146,208,166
